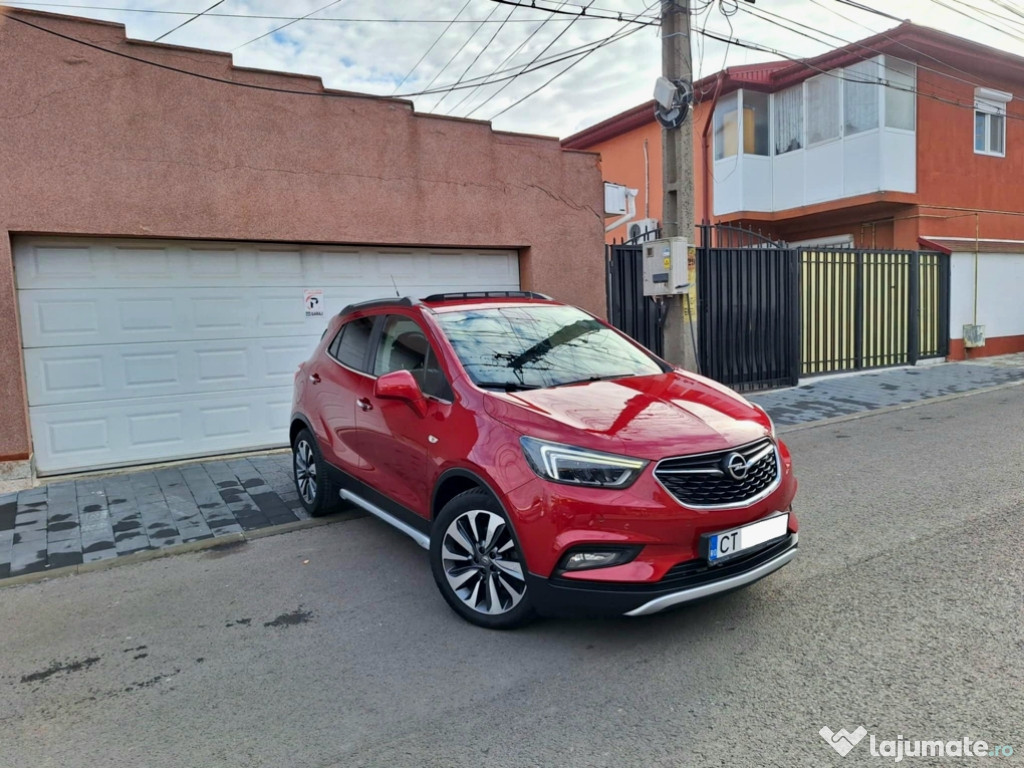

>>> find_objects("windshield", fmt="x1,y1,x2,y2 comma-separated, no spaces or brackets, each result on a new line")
434,305,666,390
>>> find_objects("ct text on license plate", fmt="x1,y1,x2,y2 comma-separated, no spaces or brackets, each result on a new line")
707,513,789,564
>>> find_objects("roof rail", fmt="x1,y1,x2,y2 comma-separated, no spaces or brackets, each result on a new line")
337,296,419,316
422,290,553,302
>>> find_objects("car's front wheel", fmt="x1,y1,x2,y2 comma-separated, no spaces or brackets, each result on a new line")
292,428,340,517
430,489,536,629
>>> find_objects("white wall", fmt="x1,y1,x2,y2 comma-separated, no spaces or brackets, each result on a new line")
949,251,1024,340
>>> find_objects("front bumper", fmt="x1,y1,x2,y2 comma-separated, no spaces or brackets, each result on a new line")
524,533,798,618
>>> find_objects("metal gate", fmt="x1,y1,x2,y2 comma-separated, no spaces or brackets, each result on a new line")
800,249,950,376
697,225,801,392
606,232,664,356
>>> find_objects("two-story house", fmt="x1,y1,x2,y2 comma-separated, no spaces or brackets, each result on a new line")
564,22,1024,359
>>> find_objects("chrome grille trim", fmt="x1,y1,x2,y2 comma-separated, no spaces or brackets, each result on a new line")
653,438,781,510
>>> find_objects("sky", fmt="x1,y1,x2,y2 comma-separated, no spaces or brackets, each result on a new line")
2,0,1024,138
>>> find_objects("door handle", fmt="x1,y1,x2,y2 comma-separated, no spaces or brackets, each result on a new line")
309,373,321,385
357,398,373,412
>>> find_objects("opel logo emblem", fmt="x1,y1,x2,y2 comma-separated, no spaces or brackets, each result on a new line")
723,452,749,481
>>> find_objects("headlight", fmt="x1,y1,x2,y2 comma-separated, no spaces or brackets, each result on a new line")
520,437,648,488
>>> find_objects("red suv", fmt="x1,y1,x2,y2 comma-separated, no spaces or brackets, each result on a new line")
290,292,798,628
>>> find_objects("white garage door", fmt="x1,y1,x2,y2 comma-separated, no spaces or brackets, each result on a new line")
15,237,520,474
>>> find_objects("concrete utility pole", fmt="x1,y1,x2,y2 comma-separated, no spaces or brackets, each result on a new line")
660,0,698,371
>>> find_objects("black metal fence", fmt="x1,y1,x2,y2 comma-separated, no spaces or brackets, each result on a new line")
604,224,951,392
606,231,664,357
697,224,801,392
799,248,950,376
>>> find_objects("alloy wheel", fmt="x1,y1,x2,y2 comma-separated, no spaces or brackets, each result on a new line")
441,510,527,615
294,439,318,505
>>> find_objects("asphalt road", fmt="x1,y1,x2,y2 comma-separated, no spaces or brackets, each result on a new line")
1,387,1022,768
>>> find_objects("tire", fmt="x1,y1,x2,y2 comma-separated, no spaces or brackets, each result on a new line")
430,489,536,630
292,428,341,517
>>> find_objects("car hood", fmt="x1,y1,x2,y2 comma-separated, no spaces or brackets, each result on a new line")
482,372,770,460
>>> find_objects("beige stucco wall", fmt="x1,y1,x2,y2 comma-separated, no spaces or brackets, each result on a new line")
0,9,604,464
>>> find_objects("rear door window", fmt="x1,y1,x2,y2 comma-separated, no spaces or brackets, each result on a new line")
330,316,376,372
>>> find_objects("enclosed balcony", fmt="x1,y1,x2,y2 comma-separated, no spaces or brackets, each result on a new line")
712,56,917,216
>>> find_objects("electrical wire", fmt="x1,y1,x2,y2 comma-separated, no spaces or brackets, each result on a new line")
416,1,504,99
394,26,662,98
152,0,223,42
434,5,518,112
390,0,474,94
488,0,658,120
445,1,569,116
946,0,1024,36
489,22,645,120
231,0,344,53
466,0,598,117
487,0,659,25
0,1,602,23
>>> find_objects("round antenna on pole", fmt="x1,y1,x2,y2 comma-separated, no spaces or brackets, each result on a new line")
653,77,692,130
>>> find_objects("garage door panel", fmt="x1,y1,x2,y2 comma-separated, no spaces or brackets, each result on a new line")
30,388,294,472
19,288,330,347
15,236,520,474
24,337,318,406
16,239,519,290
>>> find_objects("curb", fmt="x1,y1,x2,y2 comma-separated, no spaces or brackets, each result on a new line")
3,378,1021,589
0,511,365,590
777,377,1024,435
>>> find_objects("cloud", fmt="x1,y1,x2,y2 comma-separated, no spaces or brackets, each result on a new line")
4,0,1024,138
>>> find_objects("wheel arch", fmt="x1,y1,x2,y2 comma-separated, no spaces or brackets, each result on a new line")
431,468,507,522
290,413,314,447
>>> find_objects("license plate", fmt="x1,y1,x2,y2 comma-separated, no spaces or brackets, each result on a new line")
706,513,789,564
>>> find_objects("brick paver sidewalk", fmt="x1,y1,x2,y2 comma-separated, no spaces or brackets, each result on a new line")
0,454,304,580
751,359,1024,426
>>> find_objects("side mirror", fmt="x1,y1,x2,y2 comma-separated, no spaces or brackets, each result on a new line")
374,370,428,417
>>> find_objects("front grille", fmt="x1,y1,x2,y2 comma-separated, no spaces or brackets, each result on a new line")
654,437,779,508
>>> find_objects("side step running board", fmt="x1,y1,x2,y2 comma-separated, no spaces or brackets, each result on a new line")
339,489,430,549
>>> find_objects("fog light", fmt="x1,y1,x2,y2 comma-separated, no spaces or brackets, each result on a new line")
560,547,640,572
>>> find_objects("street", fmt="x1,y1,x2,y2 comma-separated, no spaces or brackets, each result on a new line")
1,387,1022,767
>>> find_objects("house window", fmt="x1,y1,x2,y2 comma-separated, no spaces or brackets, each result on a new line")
743,90,770,155
774,85,803,154
713,92,739,160
884,57,916,130
806,75,840,144
974,88,1011,156
975,110,1005,155
844,58,879,135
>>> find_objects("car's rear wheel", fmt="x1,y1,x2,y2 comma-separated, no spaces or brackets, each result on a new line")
430,489,536,629
292,428,340,517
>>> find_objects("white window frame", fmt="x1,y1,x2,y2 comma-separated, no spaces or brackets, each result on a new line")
805,74,842,148
882,56,917,133
974,87,1011,158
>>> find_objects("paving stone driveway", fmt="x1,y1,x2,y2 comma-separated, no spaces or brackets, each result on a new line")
0,453,302,580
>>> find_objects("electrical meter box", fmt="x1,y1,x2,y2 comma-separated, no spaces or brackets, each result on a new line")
642,237,689,296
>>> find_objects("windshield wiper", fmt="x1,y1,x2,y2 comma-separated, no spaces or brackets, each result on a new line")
552,374,632,387
474,381,541,392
